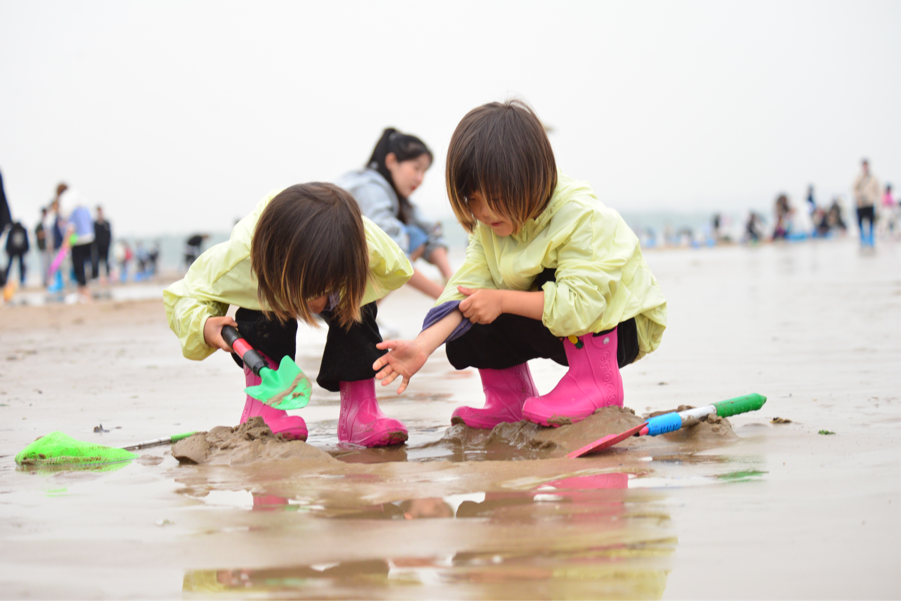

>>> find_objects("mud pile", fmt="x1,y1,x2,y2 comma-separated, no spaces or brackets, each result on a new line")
436,405,738,458
171,417,336,466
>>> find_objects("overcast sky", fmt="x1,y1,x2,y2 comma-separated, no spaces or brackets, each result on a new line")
1,0,898,236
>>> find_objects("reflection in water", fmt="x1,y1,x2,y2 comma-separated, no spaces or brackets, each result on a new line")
183,474,673,599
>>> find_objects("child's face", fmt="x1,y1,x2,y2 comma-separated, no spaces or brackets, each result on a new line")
307,294,329,315
386,153,430,199
467,192,514,237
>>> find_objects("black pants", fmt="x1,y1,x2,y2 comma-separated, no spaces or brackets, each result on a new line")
446,268,639,371
231,303,385,393
857,206,875,240
92,243,110,279
5,253,26,285
71,244,92,287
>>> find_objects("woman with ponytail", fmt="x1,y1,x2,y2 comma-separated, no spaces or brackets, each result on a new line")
337,128,454,299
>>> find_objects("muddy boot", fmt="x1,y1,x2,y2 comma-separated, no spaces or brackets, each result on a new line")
240,356,308,441
451,364,538,429
522,328,623,427
338,379,408,447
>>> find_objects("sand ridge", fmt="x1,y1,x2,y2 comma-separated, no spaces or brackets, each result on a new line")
171,417,337,466
172,406,739,466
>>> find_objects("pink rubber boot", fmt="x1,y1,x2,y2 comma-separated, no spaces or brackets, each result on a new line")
451,364,538,429
338,379,408,447
521,328,623,427
240,355,308,441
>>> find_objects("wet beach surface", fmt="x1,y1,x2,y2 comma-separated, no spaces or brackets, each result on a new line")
1,239,899,599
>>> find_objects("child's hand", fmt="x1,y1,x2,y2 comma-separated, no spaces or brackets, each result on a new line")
203,315,238,352
373,339,429,394
458,286,504,324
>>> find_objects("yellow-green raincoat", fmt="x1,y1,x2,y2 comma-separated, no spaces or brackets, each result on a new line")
164,189,413,361
436,173,667,360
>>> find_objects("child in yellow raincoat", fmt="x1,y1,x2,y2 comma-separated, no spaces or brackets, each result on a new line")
373,100,667,428
164,183,413,447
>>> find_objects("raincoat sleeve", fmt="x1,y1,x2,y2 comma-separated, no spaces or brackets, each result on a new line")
354,183,408,252
540,205,638,337
361,216,414,305
162,243,243,361
435,231,496,305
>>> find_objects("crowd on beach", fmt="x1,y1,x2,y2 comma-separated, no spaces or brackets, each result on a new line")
761,159,894,248
0,175,164,302
633,159,896,250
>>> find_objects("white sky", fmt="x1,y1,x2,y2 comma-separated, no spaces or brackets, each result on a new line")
1,0,899,236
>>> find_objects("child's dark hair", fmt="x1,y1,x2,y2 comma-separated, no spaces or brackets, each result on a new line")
367,128,433,224
446,100,557,233
252,183,368,330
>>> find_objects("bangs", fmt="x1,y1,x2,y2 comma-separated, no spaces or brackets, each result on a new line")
446,100,557,233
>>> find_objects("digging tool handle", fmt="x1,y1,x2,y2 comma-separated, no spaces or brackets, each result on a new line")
221,325,268,376
713,393,767,417
121,432,197,451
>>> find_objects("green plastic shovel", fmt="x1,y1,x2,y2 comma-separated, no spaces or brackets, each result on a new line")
221,325,311,410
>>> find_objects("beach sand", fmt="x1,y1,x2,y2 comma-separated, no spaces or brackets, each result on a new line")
0,239,899,599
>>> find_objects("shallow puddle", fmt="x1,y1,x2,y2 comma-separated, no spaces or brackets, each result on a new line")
180,472,678,600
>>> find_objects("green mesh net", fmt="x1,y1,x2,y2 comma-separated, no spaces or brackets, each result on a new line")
15,431,137,466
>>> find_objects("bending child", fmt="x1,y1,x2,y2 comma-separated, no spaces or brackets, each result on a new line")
373,100,667,428
164,183,413,447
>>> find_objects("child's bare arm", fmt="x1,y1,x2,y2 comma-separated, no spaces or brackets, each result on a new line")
373,310,463,393
458,286,544,323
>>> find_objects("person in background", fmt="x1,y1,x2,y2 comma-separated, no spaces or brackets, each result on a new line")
880,183,896,238
46,185,68,293
34,208,52,286
853,158,879,248
772,194,792,240
0,169,11,288
336,129,454,299
92,205,112,283
4,220,29,286
828,197,847,233
806,185,816,215
147,242,160,276
135,242,150,280
114,239,133,282
184,233,209,269
58,187,95,301
744,211,763,243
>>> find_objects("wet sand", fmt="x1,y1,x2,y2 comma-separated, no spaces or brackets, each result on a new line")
1,239,899,599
